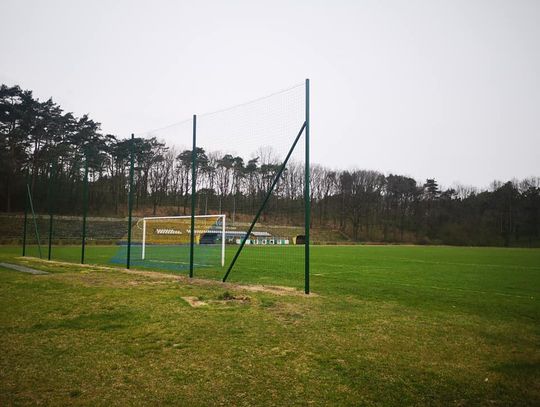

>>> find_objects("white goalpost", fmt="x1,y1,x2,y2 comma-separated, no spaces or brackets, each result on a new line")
140,214,226,267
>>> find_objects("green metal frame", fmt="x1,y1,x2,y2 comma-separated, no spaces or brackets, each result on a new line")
126,134,135,269
189,115,197,278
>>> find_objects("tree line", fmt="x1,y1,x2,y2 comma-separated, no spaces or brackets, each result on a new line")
1,84,539,247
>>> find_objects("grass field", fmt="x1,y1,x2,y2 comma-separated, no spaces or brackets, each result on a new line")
0,244,539,405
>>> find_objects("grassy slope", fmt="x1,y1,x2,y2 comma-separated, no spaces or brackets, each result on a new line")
0,245,539,406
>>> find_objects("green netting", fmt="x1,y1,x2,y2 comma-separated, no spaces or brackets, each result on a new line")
195,83,307,287
109,119,207,272
84,152,129,266
24,168,49,260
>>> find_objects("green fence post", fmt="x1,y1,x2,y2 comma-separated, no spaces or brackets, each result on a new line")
22,169,29,256
47,162,55,261
126,134,135,269
189,115,197,278
304,78,311,294
81,156,89,264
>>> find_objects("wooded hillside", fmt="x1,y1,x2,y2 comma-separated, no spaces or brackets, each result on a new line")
1,84,538,247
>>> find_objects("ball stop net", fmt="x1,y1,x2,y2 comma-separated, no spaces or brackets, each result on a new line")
22,81,309,291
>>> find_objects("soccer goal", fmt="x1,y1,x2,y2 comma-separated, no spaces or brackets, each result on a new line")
139,214,225,267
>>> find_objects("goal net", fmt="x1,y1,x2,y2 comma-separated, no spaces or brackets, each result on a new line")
111,214,225,272
140,215,225,267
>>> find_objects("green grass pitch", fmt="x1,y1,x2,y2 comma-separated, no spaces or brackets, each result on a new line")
0,244,539,405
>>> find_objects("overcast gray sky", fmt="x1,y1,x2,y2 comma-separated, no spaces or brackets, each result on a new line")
1,0,539,188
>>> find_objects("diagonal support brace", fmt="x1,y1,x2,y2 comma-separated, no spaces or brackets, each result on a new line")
222,121,307,282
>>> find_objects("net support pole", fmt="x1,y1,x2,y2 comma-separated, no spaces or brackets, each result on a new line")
81,156,89,264
189,115,197,278
127,134,135,269
47,162,55,261
22,169,29,256
141,218,146,260
221,215,226,267
304,78,311,294
27,184,42,259
222,121,307,282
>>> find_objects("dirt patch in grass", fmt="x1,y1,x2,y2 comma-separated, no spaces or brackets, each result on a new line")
270,301,312,325
181,296,208,307
234,283,311,296
182,292,251,307
215,291,251,304
123,269,314,297
16,257,315,297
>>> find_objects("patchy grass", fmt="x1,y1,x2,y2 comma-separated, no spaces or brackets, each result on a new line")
0,245,539,405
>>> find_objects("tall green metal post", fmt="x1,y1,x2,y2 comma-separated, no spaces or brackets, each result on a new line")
81,156,89,264
47,162,56,261
189,115,197,278
126,134,135,269
304,78,310,294
22,169,29,256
